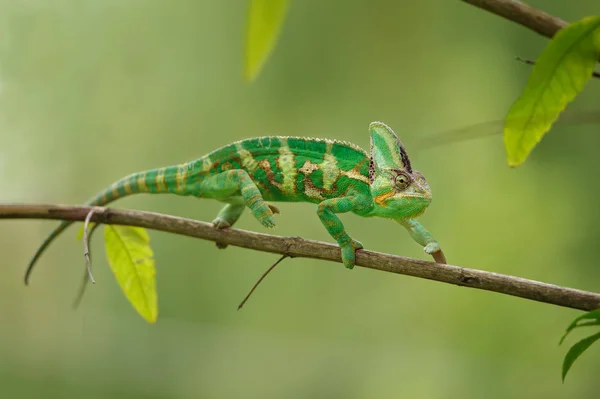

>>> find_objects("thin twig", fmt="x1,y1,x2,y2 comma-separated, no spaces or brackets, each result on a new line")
73,223,100,309
83,209,97,284
238,254,288,310
516,57,600,79
3,204,600,311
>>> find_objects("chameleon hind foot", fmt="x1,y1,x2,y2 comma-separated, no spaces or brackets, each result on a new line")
212,208,278,229
212,217,231,229
203,169,277,229
211,202,278,249
253,203,279,228
212,202,245,231
211,217,231,249
212,202,245,248
253,203,276,228
212,206,277,229
340,239,363,270
213,210,274,249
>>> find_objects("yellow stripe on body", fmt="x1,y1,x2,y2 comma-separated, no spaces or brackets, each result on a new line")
278,138,297,195
122,176,133,194
137,172,148,192
340,168,369,184
175,164,187,193
235,142,258,174
320,141,340,191
155,168,167,192
298,160,323,200
201,157,213,173
111,183,120,199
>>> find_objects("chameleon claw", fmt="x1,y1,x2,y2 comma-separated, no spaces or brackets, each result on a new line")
256,207,277,228
260,216,277,228
267,203,280,214
340,239,363,270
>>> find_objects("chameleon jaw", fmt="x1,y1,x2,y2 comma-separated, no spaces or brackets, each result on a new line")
374,191,430,206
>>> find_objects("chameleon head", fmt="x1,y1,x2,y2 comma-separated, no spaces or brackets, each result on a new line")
368,121,432,219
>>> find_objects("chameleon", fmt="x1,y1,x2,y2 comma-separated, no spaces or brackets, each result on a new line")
25,121,445,283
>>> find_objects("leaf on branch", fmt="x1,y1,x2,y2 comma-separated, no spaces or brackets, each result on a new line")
104,225,158,323
244,0,290,82
504,16,600,167
560,309,600,344
561,331,600,381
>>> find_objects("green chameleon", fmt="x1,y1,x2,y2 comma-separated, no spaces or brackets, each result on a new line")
25,121,444,283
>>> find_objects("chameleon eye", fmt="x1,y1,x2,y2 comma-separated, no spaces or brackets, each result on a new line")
395,172,411,190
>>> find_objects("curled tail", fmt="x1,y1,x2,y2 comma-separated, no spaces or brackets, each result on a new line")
24,165,187,284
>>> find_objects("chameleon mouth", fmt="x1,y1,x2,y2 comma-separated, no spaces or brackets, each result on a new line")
375,192,431,206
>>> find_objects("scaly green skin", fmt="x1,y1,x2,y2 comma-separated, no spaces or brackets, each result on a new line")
25,122,442,282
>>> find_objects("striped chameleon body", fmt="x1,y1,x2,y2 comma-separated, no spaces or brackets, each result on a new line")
25,122,443,282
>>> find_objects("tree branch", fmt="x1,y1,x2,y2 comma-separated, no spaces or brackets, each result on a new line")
3,203,600,312
461,0,568,38
462,1,600,69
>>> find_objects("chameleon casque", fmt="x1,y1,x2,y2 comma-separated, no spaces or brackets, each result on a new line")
25,121,444,282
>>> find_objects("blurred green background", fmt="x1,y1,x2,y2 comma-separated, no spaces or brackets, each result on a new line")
1,1,599,398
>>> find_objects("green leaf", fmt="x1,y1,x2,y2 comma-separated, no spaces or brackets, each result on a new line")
104,225,158,323
562,331,600,381
560,309,600,344
504,16,600,167
244,0,290,82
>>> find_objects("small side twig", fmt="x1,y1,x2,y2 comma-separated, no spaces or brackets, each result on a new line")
238,254,288,310
73,222,101,309
516,57,600,79
83,209,97,284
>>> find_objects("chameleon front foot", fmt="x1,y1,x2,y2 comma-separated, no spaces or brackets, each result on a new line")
424,242,440,255
423,242,446,264
340,239,363,270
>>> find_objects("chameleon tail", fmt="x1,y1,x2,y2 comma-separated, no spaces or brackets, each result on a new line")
24,165,186,284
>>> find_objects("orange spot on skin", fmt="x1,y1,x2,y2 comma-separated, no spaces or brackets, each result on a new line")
374,190,395,205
